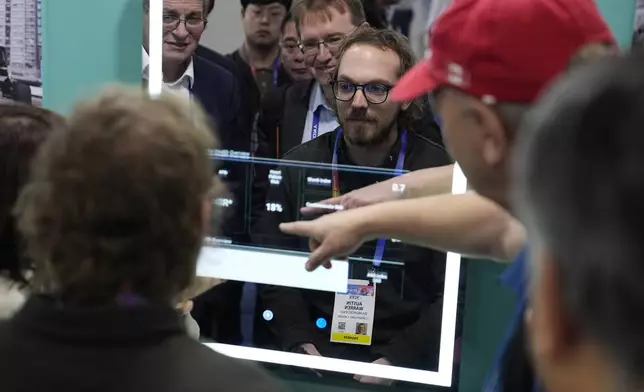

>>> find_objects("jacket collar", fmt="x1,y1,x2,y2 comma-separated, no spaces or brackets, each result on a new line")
141,47,194,89
11,295,184,344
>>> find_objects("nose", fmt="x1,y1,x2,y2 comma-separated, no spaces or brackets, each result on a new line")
315,44,332,63
173,22,190,39
351,88,369,109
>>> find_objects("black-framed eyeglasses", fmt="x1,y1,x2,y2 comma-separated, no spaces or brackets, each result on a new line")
299,35,345,56
280,39,300,54
162,12,206,31
144,4,206,32
331,80,393,104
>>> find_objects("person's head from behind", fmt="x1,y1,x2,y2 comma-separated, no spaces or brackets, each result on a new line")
332,27,419,147
241,0,291,51
0,105,64,285
280,13,312,81
142,0,207,65
15,87,223,306
515,52,644,392
292,0,365,85
390,0,615,208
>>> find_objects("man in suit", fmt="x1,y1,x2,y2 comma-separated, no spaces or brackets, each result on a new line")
142,0,252,344
228,0,293,155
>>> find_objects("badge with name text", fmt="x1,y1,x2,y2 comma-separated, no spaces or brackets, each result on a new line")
330,279,376,346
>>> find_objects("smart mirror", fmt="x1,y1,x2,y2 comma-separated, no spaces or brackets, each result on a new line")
147,0,466,387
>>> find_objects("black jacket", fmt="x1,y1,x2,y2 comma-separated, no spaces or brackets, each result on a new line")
0,295,284,392
195,45,238,76
227,49,292,122
189,55,253,345
254,128,452,369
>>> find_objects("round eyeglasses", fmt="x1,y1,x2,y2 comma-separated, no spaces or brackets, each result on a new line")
162,12,206,32
299,35,345,56
331,81,393,104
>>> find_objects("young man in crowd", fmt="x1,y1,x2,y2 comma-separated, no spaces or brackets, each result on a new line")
516,51,644,392
279,0,616,390
255,27,453,385
280,12,312,82
0,88,284,392
229,0,292,123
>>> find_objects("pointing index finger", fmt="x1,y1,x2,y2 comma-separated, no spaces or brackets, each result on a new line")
279,221,312,237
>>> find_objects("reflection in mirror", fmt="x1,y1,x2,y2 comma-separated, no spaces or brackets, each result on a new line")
148,0,465,389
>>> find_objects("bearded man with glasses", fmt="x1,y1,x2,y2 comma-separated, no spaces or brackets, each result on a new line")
143,0,254,345
253,27,454,384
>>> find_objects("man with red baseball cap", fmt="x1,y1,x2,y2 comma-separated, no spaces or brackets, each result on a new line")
280,0,616,389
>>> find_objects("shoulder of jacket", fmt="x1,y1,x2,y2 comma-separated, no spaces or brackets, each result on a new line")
281,130,336,161
412,131,447,152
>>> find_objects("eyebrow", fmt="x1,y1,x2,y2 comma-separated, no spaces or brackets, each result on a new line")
301,33,346,43
164,8,203,16
337,75,394,85
267,4,284,12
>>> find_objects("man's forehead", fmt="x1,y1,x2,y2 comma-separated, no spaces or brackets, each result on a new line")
255,3,286,11
165,0,203,12
299,9,354,37
338,45,400,83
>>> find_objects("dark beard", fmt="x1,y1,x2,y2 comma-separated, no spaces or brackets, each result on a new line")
341,110,399,147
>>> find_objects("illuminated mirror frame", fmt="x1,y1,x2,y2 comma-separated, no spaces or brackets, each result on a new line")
147,1,466,385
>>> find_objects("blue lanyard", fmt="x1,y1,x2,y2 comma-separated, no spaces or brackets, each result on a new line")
311,106,322,140
331,129,408,268
272,57,280,87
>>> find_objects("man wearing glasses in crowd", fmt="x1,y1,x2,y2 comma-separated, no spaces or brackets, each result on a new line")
142,0,253,345
256,0,367,161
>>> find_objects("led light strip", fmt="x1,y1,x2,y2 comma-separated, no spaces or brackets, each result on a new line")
147,0,163,97
147,3,466,382
197,245,349,293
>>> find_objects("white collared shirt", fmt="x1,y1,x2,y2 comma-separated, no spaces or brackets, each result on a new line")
302,82,339,144
142,47,194,101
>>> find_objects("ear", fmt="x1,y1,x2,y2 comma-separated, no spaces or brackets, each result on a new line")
468,101,508,167
360,22,370,29
528,248,577,364
240,7,245,18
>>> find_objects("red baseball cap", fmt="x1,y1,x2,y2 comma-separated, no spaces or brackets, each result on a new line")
391,0,616,103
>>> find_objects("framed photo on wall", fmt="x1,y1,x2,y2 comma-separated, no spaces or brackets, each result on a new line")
0,0,42,106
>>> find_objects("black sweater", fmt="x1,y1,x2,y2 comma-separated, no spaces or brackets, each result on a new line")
0,295,285,392
254,128,453,369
